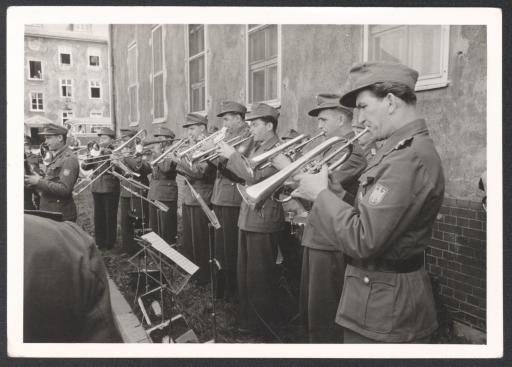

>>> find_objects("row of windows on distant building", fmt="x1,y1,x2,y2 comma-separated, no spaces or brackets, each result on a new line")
127,24,450,126
29,80,102,109
27,46,102,80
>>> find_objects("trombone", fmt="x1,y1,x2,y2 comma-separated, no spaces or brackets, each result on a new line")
237,127,370,207
150,137,189,166
175,127,228,160
196,133,254,163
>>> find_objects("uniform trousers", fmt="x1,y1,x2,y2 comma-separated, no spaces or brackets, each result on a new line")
213,205,240,300
300,247,346,343
120,196,149,254
343,328,432,343
182,204,210,284
93,191,120,249
237,230,281,331
149,201,178,245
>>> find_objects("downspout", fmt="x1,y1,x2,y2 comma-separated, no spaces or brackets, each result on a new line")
108,24,117,133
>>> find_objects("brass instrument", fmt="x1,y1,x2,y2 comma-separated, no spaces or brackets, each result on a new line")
237,127,370,207
197,134,254,163
150,138,189,166
175,127,228,160
143,138,177,147
121,184,169,212
39,143,53,166
257,131,326,170
248,133,307,170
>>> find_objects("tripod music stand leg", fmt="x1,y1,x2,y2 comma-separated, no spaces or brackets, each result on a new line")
208,223,217,342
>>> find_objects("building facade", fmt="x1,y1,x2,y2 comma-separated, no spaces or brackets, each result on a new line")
110,24,487,340
24,24,111,142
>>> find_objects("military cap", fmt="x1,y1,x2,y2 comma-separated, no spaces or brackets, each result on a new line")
182,113,208,128
217,101,247,117
245,103,280,121
38,123,68,136
340,61,419,107
282,128,300,140
120,127,137,138
97,127,116,138
308,93,353,117
154,126,175,138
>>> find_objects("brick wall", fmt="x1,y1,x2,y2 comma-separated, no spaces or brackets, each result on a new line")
426,197,487,332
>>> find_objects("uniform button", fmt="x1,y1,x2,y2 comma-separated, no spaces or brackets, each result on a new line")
363,276,370,284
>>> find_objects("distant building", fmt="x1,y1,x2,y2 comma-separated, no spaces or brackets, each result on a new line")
110,24,487,341
24,24,111,143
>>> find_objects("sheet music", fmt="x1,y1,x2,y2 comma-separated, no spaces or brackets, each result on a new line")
141,231,199,275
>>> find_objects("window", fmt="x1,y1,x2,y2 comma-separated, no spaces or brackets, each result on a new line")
88,47,101,68
62,111,74,125
89,80,101,99
127,43,139,125
59,46,72,66
364,25,450,91
60,79,73,98
247,24,280,105
90,110,103,118
30,92,44,111
28,60,43,80
73,24,91,32
187,24,206,113
151,25,166,122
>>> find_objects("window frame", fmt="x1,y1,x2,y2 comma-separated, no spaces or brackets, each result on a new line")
58,46,73,67
127,41,140,126
90,110,103,118
61,110,74,125
87,47,101,69
59,78,73,99
245,24,281,107
186,24,208,114
151,25,167,124
29,91,44,112
27,59,43,81
89,80,102,99
363,25,450,91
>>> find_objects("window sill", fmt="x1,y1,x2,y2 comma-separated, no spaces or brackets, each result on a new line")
29,110,44,113
152,118,167,124
247,99,281,109
415,80,450,92
129,122,139,127
28,78,44,82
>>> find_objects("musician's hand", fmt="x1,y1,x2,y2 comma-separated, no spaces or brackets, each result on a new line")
271,153,293,170
292,165,329,202
282,198,308,217
217,141,236,159
24,173,41,186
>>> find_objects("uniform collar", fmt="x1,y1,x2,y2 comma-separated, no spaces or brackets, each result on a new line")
379,119,428,153
228,121,249,138
51,144,69,161
259,133,280,151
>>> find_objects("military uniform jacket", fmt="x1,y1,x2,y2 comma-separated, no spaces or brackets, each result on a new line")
24,213,121,342
210,122,251,207
227,134,284,233
301,130,367,251
148,158,178,201
81,153,120,193
34,145,79,221
119,157,152,198
178,156,216,206
307,119,444,342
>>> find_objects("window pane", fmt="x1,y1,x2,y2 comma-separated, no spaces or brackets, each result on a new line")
129,85,138,122
190,85,204,112
189,24,204,57
189,56,205,84
128,47,137,85
409,26,441,76
267,65,278,100
251,68,265,103
29,61,42,79
267,25,278,58
249,30,266,64
91,87,100,98
369,26,405,64
60,53,71,65
89,55,100,66
153,27,163,72
154,74,164,119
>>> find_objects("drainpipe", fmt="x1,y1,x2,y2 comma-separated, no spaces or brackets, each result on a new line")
108,24,117,133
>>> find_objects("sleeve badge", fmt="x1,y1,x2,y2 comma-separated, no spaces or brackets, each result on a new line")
368,183,389,206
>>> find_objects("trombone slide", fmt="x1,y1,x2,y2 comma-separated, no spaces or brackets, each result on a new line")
121,184,169,212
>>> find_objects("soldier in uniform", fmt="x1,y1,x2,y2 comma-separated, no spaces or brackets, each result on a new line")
217,103,285,333
298,94,367,343
209,101,250,301
24,123,79,221
174,113,216,285
294,61,444,343
147,126,178,245
81,127,120,250
24,211,122,342
24,135,42,210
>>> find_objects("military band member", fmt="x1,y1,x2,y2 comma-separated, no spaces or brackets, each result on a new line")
24,135,42,210
24,211,122,342
209,101,251,301
217,103,285,333
174,113,216,285
147,126,179,246
24,123,79,221
81,127,120,250
298,94,367,343
294,61,444,343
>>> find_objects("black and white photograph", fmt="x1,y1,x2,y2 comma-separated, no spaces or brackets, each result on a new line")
7,6,502,359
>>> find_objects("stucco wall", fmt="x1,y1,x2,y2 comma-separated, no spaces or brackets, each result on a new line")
24,35,110,122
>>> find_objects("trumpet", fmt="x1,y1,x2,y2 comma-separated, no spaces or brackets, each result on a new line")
150,137,189,166
196,134,254,163
257,131,326,170
248,133,307,170
237,127,369,207
176,127,228,160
